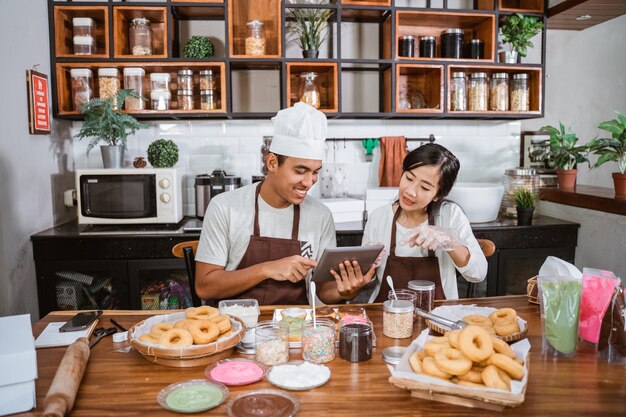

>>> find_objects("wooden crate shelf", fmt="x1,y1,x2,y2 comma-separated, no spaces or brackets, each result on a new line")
499,0,544,13
53,5,109,58
342,0,391,6
286,62,338,113
228,0,281,58
113,6,168,59
393,64,444,114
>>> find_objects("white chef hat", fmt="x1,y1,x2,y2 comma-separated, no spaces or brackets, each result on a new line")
270,102,327,161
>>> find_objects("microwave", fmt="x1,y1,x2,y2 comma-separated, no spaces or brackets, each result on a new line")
76,168,183,224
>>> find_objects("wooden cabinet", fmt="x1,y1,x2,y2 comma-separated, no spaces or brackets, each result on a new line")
48,0,547,120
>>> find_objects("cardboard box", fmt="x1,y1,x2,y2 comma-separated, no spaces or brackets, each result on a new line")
0,314,37,416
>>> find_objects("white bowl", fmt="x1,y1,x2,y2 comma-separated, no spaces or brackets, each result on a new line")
447,182,504,223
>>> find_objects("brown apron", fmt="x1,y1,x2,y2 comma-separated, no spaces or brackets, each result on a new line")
374,205,446,302
232,182,309,305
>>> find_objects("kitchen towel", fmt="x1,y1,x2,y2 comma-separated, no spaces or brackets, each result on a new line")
378,136,407,186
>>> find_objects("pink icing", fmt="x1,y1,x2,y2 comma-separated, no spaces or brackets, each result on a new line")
209,361,264,385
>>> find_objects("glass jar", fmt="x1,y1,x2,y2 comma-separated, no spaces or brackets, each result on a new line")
468,72,488,111
299,72,321,109
388,289,417,308
245,19,266,56
408,280,436,312
502,168,540,218
255,320,289,366
72,17,94,37
383,300,414,339
490,72,509,111
70,68,93,112
200,89,218,110
511,73,530,112
123,67,145,110
399,35,414,57
441,28,464,58
129,17,152,56
98,68,120,109
73,35,95,55
177,69,193,91
419,36,435,58
151,90,171,110
199,69,217,90
466,39,484,59
450,71,467,111
150,73,171,92
339,318,373,363
177,89,194,111
302,318,336,364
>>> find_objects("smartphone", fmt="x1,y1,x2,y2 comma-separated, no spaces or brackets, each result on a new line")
59,310,102,332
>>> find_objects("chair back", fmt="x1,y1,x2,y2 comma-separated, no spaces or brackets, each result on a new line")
172,240,201,307
465,239,496,298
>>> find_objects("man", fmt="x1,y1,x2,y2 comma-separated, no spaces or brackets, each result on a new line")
194,103,369,305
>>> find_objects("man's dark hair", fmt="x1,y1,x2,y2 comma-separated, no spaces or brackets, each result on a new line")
261,152,287,175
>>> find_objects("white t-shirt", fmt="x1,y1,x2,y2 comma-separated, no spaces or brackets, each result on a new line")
359,201,487,301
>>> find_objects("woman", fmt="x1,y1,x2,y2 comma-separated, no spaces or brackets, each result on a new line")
334,144,487,302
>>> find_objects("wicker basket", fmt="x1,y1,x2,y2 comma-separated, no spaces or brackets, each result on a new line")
527,276,539,305
425,318,528,343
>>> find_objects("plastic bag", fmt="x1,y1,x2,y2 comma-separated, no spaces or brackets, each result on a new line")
579,268,620,344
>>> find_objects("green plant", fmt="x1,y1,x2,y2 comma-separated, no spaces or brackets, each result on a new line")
75,90,147,155
540,122,588,170
147,139,179,168
501,13,544,58
288,5,333,51
513,188,535,209
588,111,626,174
183,36,214,58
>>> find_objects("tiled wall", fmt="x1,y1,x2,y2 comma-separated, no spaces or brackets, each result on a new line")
72,119,521,216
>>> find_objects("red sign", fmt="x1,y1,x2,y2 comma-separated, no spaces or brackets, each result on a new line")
27,70,51,134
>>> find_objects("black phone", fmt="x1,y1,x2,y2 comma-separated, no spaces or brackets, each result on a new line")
59,310,102,332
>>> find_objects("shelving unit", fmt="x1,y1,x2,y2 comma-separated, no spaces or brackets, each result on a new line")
48,0,547,120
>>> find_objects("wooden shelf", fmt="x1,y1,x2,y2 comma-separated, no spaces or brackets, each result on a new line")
540,186,626,216
113,6,168,59
392,64,444,114
286,62,338,113
499,0,544,13
343,0,391,6
228,0,281,58
54,5,109,58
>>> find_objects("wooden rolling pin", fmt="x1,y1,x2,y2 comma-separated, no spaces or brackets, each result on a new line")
42,337,91,417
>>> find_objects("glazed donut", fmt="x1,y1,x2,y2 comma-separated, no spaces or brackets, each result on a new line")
338,305,365,318
447,329,461,349
188,320,220,344
491,336,516,358
488,353,525,380
458,325,494,362
489,308,517,325
463,315,492,327
482,364,510,391
173,319,196,330
457,366,484,384
421,356,452,380
424,336,450,356
150,322,173,337
409,351,422,373
210,315,232,334
139,333,160,344
494,320,520,336
434,348,473,376
186,306,219,320
158,328,193,348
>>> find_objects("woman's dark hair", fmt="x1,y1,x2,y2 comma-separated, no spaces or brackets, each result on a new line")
402,143,460,216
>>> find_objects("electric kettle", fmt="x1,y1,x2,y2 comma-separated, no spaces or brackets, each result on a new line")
195,170,242,219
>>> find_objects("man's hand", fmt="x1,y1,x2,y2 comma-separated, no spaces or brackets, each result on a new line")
263,255,317,283
330,260,377,300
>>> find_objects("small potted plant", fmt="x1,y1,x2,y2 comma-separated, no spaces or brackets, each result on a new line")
288,3,333,58
513,188,535,226
75,90,148,168
500,13,544,63
147,139,179,168
588,111,626,197
540,122,588,189
182,36,215,58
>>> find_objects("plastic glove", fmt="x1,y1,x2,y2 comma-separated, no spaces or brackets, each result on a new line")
403,224,463,252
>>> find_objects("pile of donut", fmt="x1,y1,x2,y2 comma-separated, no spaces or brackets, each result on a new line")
462,307,521,337
138,306,233,348
409,324,525,391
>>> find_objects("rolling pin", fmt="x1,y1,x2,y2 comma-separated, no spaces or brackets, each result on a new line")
42,337,91,417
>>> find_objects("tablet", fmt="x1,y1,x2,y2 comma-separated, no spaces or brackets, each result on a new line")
311,245,384,283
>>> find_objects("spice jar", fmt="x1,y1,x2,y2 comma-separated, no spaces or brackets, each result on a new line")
129,17,152,56
408,280,436,312
302,318,336,364
511,73,530,112
466,39,484,59
339,317,373,363
123,67,145,110
450,71,467,111
299,72,321,109
150,73,171,92
383,300,414,339
468,72,488,111
151,90,171,110
502,168,540,219
441,28,464,58
177,69,193,91
70,68,93,112
419,36,435,58
490,72,509,111
177,89,194,111
98,68,120,109
255,320,289,366
199,69,217,90
245,20,266,56
399,35,415,57
200,89,218,110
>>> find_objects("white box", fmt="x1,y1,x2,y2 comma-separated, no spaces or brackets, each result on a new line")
0,314,37,416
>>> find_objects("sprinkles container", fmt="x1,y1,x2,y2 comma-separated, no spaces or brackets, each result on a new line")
302,318,335,364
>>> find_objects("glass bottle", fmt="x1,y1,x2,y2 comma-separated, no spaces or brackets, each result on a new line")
511,73,530,112
490,72,509,111
123,67,145,110
450,71,467,111
70,68,93,112
299,72,321,109
129,17,152,56
468,72,488,111
98,68,120,110
245,20,266,56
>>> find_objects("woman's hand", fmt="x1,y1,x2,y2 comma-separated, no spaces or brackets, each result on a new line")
329,260,377,300
405,224,463,252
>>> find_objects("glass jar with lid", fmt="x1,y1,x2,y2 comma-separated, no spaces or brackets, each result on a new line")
177,89,194,111
419,36,435,58
502,168,540,218
302,318,336,364
511,73,530,112
468,72,488,111
299,72,321,109
72,17,94,37
490,72,509,111
123,67,145,110
255,320,289,366
200,89,218,110
450,71,467,111
70,68,93,112
98,68,120,109
398,35,415,57
339,318,373,362
408,280,436,312
383,300,414,339
199,69,217,90
441,28,464,58
177,69,193,91
129,17,152,56
245,20,266,56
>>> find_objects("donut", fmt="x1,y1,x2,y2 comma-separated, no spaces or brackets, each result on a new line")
491,336,516,358
457,380,487,389
409,351,422,373
423,336,450,356
457,366,484,384
139,333,160,344
447,329,461,349
482,364,510,391
338,305,365,318
210,315,232,334
487,353,525,380
421,356,452,380
434,348,473,376
150,322,173,337
315,306,337,319
158,328,193,348
173,319,196,330
187,320,220,345
186,306,219,320
479,325,497,335
463,315,492,327
494,320,520,336
489,308,517,325
458,325,494,362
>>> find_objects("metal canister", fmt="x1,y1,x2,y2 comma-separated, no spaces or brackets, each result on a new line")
501,168,540,219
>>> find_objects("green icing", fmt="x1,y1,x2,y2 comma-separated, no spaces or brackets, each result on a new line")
165,385,223,412
540,279,582,355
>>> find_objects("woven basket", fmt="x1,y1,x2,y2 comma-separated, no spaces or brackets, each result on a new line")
527,276,539,305
425,318,528,343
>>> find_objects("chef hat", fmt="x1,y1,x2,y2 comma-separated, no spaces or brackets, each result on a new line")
270,102,327,161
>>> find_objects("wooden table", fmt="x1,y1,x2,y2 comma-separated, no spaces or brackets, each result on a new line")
18,296,626,416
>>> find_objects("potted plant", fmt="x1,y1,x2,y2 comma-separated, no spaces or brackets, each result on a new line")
540,122,588,189
147,139,179,168
288,3,333,58
182,36,215,58
500,13,544,63
588,111,626,197
75,90,148,168
513,188,535,226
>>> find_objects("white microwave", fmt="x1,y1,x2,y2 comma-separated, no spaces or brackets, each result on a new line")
76,168,183,224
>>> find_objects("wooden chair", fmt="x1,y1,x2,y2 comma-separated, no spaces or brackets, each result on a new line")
172,240,202,307
465,238,496,298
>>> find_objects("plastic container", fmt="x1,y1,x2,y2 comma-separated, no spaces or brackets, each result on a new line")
218,299,260,329
73,35,95,55
383,300,414,339
441,28,464,58
72,17,94,37
157,380,228,413
70,68,93,112
388,289,417,308
408,280,436,312
177,89,194,111
302,318,335,364
226,389,299,417
450,71,467,111
502,168,540,219
281,307,307,344
466,39,484,59
98,68,120,109
255,320,289,366
245,19,266,56
123,67,145,110
511,73,530,112
490,72,509,111
299,72,321,109
151,90,171,110
419,36,435,58
177,69,193,91
199,69,217,90
150,73,171,92
129,17,152,56
399,35,414,57
468,72,488,111
339,318,373,362
200,89,218,110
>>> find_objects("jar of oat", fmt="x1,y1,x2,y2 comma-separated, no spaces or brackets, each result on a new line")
123,67,145,110
97,68,120,109
468,72,488,111
383,300,414,339
450,71,467,111
255,320,289,366
511,73,530,112
151,90,170,110
177,89,194,111
70,68,93,112
245,20,266,56
489,72,509,111
200,89,217,110
299,72,321,109
199,69,217,90
177,69,193,91
129,17,152,56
